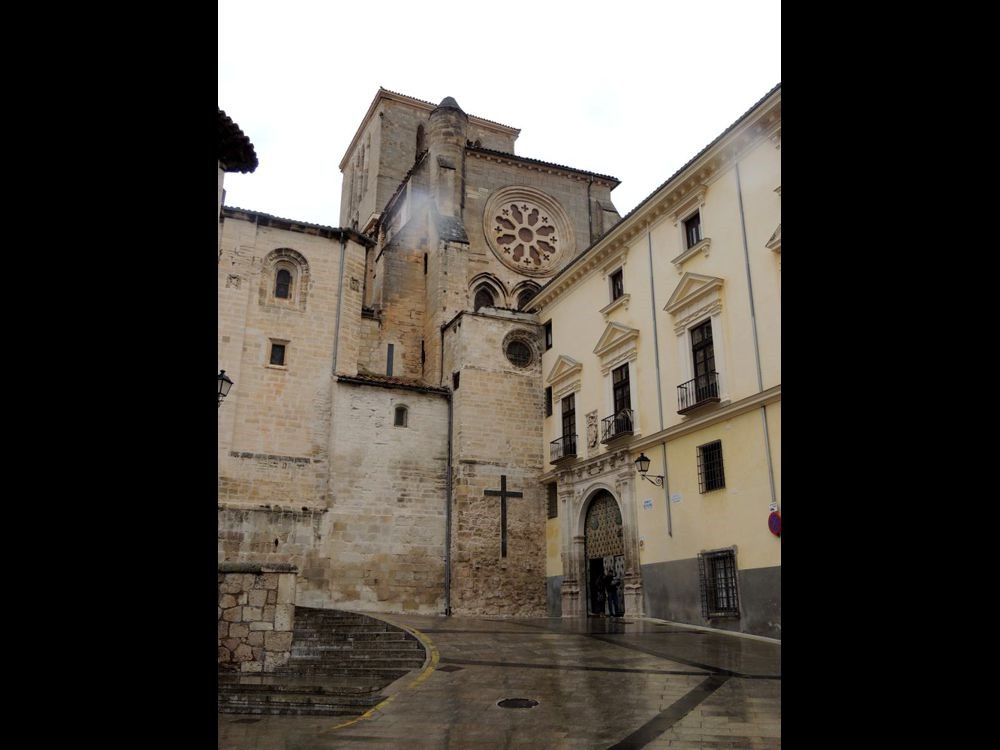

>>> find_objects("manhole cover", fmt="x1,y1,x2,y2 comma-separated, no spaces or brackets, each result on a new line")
497,698,538,709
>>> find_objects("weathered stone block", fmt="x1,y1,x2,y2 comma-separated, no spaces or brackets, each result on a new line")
249,621,273,631
219,594,238,609
218,647,231,663
218,621,229,638
262,605,275,622
219,577,242,594
228,623,249,638
243,606,262,620
276,574,295,604
222,607,242,623
233,643,254,662
248,590,268,608
241,660,263,673
264,631,293,651
222,638,241,652
266,589,277,605
247,631,264,647
273,604,294,631
264,651,290,670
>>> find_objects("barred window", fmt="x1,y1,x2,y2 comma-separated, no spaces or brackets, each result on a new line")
394,405,408,427
697,440,725,493
547,483,558,519
698,548,740,618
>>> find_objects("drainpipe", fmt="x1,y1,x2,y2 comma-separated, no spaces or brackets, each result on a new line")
646,231,672,536
331,234,348,374
441,321,454,615
587,179,594,244
735,163,777,505
444,390,453,616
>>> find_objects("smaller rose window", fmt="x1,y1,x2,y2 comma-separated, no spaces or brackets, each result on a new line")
493,202,559,270
505,340,533,368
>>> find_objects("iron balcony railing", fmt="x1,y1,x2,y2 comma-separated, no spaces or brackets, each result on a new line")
550,434,577,463
677,371,720,413
601,409,634,443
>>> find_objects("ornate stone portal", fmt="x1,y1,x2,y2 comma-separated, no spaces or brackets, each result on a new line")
558,448,644,618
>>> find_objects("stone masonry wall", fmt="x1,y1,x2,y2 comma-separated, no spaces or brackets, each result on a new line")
317,381,449,613
445,313,547,616
218,563,297,673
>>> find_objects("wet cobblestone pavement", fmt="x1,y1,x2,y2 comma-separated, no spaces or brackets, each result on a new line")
218,614,780,749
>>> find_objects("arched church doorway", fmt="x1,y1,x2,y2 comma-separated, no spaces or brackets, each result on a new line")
584,490,624,616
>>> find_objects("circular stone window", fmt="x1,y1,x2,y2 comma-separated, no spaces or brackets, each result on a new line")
483,186,573,277
505,340,533,368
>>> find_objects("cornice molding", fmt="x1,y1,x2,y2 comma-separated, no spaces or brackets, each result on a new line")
670,184,709,226
631,385,781,451
468,149,618,187
532,92,780,312
670,238,712,274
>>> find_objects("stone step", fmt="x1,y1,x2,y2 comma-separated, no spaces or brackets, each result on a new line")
291,641,420,653
277,666,413,680
293,624,392,635
290,653,424,665
218,694,378,717
218,679,381,697
295,631,413,642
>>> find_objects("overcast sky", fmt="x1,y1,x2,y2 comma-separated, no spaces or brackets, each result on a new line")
219,0,780,228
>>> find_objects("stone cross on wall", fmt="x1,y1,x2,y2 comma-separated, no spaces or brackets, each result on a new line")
484,475,523,558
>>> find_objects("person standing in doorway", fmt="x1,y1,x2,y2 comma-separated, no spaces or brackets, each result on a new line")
604,571,621,617
607,570,622,617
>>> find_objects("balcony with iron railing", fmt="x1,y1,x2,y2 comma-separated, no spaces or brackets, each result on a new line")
601,409,634,444
677,372,720,414
550,434,577,464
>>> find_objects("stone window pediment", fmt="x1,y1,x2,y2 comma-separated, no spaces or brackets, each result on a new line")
546,354,582,399
593,322,639,375
766,224,781,253
664,272,724,335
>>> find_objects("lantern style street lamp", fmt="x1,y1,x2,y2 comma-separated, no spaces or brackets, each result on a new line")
218,370,233,408
634,452,664,487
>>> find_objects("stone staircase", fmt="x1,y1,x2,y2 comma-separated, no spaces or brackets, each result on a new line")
218,607,426,717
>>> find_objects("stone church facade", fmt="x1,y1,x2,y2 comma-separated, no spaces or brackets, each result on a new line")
219,89,621,617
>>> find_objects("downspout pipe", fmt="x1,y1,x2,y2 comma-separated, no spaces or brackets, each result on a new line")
331,234,348,373
441,321,453,615
646,231,672,536
735,162,777,505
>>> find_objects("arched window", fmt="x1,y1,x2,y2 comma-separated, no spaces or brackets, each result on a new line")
474,286,495,311
394,405,408,427
517,287,538,311
275,269,292,299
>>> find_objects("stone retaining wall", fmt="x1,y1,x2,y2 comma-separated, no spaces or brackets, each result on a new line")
218,562,297,672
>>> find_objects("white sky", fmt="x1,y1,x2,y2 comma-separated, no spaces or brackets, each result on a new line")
219,0,780,228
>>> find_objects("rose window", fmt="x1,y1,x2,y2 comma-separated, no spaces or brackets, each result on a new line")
493,202,558,270
483,187,573,277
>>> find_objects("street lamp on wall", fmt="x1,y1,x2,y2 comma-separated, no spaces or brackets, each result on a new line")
634,452,664,487
218,369,233,408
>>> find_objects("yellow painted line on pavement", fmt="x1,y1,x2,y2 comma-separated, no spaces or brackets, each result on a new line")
325,616,439,732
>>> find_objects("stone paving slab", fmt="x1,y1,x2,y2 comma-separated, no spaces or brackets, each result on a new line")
218,614,780,749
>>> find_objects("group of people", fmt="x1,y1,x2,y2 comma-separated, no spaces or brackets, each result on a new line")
595,568,623,617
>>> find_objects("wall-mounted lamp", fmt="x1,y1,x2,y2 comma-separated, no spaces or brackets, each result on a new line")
634,452,664,487
218,369,234,408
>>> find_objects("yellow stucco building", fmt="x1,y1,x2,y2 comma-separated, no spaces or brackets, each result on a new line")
535,84,780,638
